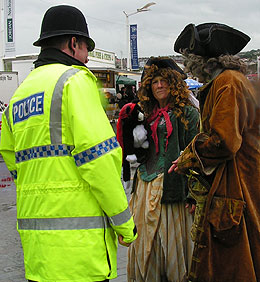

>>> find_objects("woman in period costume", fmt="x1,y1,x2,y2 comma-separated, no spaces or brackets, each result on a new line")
127,57,199,282
170,23,260,282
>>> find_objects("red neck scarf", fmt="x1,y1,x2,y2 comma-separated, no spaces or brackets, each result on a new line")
147,105,173,154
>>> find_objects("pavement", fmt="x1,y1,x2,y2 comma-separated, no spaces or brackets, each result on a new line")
0,184,25,282
0,175,134,282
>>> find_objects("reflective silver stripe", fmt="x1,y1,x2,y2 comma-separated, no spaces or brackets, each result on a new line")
4,105,12,132
109,207,132,226
50,68,80,144
74,136,119,166
18,216,110,230
15,144,74,163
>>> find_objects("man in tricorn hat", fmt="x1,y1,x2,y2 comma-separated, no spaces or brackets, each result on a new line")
169,23,260,281
0,5,137,282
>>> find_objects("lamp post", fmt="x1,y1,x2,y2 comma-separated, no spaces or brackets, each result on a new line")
123,2,156,71
257,56,260,79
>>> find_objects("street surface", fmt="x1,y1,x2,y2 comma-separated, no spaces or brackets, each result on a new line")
0,174,134,282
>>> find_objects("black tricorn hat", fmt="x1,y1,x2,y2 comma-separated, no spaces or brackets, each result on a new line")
141,56,187,80
174,23,250,57
33,5,95,51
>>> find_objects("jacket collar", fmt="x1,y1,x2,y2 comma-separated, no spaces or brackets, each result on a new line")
198,68,224,113
34,48,86,68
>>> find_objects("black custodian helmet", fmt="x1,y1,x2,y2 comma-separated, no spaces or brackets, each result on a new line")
33,5,95,51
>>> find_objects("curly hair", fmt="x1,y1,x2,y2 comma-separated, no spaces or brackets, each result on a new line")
181,49,248,83
138,63,192,129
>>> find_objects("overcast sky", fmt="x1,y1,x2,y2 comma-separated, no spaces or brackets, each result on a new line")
15,0,260,58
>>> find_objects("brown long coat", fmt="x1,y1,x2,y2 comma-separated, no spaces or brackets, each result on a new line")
178,70,260,282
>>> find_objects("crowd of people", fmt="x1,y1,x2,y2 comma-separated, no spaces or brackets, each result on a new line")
116,86,138,108
0,4,259,282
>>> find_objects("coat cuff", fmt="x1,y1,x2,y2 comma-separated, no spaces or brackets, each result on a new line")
178,133,218,175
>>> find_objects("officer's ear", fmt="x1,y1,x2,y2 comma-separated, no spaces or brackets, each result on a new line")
71,37,77,49
68,37,77,56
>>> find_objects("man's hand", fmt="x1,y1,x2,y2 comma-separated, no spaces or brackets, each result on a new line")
185,203,196,214
168,158,179,174
118,235,131,247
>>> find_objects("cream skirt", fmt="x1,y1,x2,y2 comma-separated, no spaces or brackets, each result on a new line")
127,173,194,282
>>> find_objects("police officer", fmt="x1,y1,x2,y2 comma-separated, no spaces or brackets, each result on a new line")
0,5,137,282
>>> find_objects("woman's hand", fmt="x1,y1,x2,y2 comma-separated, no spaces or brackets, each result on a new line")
185,203,196,214
168,158,180,174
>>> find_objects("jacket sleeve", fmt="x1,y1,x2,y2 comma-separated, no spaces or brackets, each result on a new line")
65,70,137,243
0,107,17,182
178,73,252,175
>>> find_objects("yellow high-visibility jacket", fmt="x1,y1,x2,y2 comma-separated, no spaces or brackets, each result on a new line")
0,63,137,282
